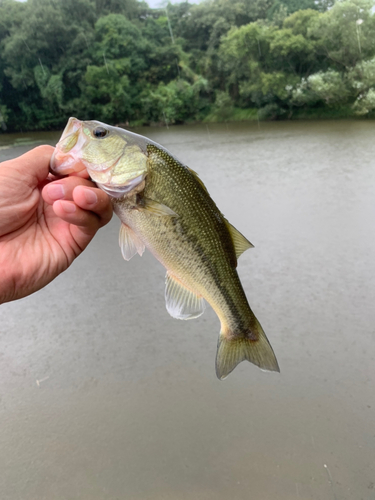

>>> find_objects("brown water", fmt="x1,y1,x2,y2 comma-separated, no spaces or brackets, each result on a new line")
0,121,374,500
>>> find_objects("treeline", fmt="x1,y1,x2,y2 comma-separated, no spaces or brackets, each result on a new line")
1,0,375,132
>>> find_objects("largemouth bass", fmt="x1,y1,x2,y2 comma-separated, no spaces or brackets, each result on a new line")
51,117,279,379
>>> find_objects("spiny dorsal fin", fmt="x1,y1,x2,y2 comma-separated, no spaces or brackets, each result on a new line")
141,198,178,217
165,272,205,320
187,167,209,193
119,223,145,261
224,219,254,259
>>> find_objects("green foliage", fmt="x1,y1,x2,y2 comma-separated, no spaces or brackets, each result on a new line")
309,0,375,70
210,91,234,120
1,0,375,131
94,14,145,60
168,0,274,53
290,70,350,106
218,0,375,118
282,8,320,35
94,0,141,18
0,104,8,131
83,63,131,121
348,58,375,113
140,77,209,124
352,88,375,114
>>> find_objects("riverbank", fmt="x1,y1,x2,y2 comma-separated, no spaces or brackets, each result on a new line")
2,107,373,136
202,105,374,124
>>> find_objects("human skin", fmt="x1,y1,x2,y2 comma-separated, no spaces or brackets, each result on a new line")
0,145,113,304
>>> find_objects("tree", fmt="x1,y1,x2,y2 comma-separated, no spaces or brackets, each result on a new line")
1,0,375,131
310,0,375,70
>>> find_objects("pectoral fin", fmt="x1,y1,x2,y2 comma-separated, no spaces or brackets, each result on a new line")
224,219,254,258
165,272,205,320
141,198,178,217
119,223,145,261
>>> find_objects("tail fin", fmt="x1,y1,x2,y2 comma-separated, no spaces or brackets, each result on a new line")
215,318,279,380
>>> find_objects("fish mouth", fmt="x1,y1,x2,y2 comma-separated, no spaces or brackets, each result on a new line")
50,151,88,176
50,116,147,195
50,117,87,176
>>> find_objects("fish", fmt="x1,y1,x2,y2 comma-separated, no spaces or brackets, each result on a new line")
50,117,279,379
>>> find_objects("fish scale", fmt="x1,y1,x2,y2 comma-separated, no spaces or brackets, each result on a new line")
50,117,279,379
139,146,252,328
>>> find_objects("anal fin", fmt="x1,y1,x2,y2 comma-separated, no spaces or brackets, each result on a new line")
119,223,145,261
165,272,205,320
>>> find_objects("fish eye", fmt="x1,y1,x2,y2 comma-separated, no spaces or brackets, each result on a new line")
92,126,108,138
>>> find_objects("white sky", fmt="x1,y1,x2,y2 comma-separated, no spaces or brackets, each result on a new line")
15,0,203,9
148,0,202,7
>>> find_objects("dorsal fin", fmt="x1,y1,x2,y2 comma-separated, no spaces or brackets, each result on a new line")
165,272,205,320
187,167,209,193
186,165,252,258
224,219,254,259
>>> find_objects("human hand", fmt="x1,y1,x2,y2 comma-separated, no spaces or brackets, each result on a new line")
0,145,113,304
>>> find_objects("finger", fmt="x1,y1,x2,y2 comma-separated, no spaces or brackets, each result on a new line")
52,200,107,235
52,198,111,252
5,145,55,186
42,176,95,205
43,177,113,227
72,185,113,227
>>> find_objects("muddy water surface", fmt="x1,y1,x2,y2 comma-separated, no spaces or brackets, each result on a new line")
0,120,374,499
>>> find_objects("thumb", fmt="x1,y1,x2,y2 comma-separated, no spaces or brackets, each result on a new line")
6,145,55,187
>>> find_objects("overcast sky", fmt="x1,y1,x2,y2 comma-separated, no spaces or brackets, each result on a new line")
150,0,202,7
16,0,203,9
147,0,202,7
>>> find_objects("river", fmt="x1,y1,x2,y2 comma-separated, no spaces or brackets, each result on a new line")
0,120,374,499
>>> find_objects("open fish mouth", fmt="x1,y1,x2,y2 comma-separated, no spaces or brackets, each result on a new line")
50,150,88,176
50,117,115,177
50,117,146,193
50,117,87,175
